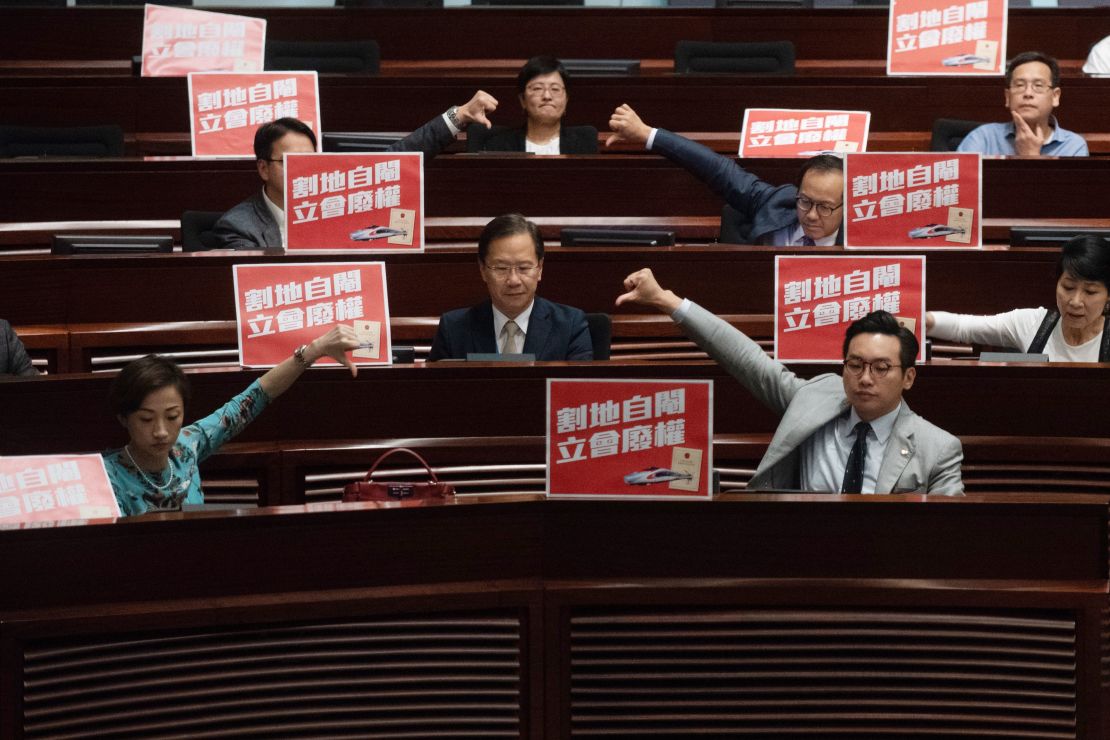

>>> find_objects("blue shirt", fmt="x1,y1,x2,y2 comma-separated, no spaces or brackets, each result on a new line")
957,118,1088,157
103,379,270,516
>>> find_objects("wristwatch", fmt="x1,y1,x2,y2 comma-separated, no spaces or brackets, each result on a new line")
293,344,312,367
446,105,466,131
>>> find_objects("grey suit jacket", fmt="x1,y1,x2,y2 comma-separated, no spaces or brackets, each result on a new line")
211,115,458,250
682,302,963,495
1,319,37,377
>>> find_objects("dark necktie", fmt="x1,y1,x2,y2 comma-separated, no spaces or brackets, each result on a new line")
840,421,872,494
800,235,816,246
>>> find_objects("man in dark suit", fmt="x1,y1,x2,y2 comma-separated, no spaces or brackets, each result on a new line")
606,104,844,246
1,319,38,376
211,90,499,250
428,213,593,361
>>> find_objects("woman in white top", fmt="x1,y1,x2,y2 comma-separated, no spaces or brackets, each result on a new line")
926,234,1110,362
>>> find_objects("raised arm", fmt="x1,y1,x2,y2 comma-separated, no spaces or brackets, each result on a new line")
259,324,362,399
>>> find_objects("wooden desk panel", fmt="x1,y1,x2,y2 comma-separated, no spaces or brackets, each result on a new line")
1,156,1107,223
2,361,1108,456
5,72,1110,135
1,495,1106,737
1,7,1106,62
0,245,1061,325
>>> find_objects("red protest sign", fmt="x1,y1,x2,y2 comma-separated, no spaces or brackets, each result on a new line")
775,255,926,363
188,72,320,158
887,0,1007,76
0,454,119,525
844,152,981,249
739,109,871,157
233,262,392,367
547,379,713,499
141,4,266,78
284,153,424,253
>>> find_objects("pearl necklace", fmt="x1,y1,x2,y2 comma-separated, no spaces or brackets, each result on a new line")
123,445,176,492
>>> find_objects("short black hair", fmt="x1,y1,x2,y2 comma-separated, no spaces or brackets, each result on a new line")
478,213,544,263
1005,51,1060,88
1057,234,1110,287
842,310,919,370
253,117,317,162
795,153,844,190
109,355,191,418
517,56,568,95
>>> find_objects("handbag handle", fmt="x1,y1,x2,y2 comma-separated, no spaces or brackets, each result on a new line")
363,447,441,483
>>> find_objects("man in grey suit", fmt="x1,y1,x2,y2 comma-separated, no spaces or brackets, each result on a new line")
616,268,963,495
211,90,499,250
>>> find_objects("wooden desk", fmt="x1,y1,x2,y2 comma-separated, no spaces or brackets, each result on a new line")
0,245,1068,325
1,6,1106,62
5,70,1110,136
2,361,1109,455
1,156,1107,223
1,494,1107,738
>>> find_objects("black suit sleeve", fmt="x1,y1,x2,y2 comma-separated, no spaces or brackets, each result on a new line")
2,320,37,376
428,314,453,361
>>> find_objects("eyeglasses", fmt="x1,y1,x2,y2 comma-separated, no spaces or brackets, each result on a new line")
484,263,538,279
843,358,902,378
796,195,843,218
1009,80,1053,94
525,84,566,97
262,158,284,165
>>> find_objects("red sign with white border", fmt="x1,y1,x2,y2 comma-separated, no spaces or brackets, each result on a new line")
844,152,981,249
233,262,392,368
547,379,713,499
886,0,1007,76
0,454,119,525
739,109,871,157
284,152,424,253
141,4,266,78
188,72,320,158
775,255,926,364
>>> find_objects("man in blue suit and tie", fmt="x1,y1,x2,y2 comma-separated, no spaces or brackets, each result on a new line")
428,213,593,361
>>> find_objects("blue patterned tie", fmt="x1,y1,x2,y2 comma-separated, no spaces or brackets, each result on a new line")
840,422,872,493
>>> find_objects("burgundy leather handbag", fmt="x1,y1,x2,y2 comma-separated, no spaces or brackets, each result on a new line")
342,448,456,503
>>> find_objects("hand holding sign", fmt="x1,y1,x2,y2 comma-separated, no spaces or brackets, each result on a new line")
606,104,653,148
615,268,684,314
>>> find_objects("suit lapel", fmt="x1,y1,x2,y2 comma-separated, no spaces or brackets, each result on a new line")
758,391,850,473
522,298,551,358
253,192,281,248
876,405,916,493
470,301,498,354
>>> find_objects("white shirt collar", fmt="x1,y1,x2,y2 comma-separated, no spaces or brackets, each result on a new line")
842,401,901,444
492,300,535,345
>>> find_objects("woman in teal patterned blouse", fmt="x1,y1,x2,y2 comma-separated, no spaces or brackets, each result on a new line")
103,325,360,516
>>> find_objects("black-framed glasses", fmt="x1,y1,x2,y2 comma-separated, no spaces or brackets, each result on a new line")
796,195,843,217
1009,80,1053,94
843,358,902,378
262,158,284,165
484,263,538,279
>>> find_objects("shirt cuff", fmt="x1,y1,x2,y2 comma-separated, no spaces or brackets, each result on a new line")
646,128,659,151
671,297,692,323
442,111,461,136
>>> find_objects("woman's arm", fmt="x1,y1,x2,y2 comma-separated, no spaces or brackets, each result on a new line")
259,324,362,400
